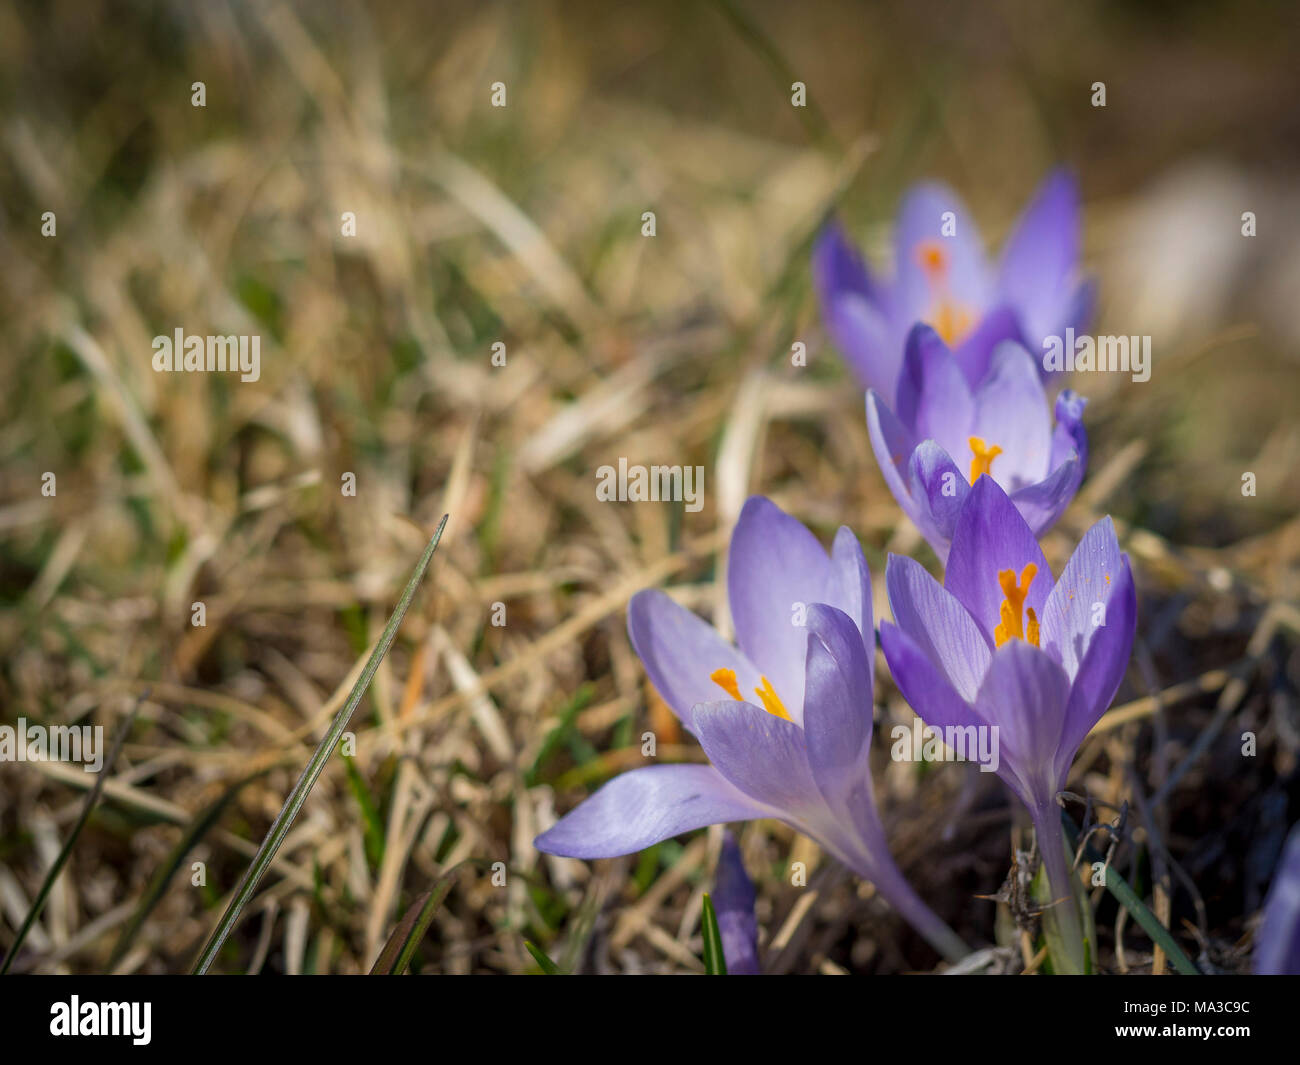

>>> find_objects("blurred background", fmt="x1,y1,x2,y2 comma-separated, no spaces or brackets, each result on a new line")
1,0,1298,974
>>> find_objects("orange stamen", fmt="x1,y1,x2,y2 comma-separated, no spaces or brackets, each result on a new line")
931,299,973,345
916,239,948,279
968,436,1003,484
993,563,1041,647
753,676,791,721
914,240,973,344
710,667,742,701
710,668,791,720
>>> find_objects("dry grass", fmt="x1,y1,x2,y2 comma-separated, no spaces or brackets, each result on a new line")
1,0,1298,974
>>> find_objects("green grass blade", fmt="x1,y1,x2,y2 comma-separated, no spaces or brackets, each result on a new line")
524,939,563,974
710,0,834,147
342,754,386,870
107,767,268,971
525,682,595,786
369,865,461,975
1062,812,1200,976
1,693,143,975
557,879,603,975
190,516,448,974
700,892,727,975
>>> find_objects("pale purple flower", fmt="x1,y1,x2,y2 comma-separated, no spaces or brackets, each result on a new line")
881,474,1134,820
1255,823,1300,975
535,496,968,962
867,323,1088,562
814,169,1094,401
880,474,1135,972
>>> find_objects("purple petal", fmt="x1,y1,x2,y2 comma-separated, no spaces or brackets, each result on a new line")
880,620,987,734
867,390,919,507
952,304,1023,389
1040,516,1126,680
944,475,1051,646
790,612,897,873
714,831,761,974
628,589,757,729
869,395,974,562
895,323,975,461
1038,279,1099,382
692,700,825,822
905,439,971,561
823,289,897,395
970,342,1053,490
813,221,902,393
534,764,766,859
813,219,885,307
973,641,1072,807
1055,557,1136,780
895,323,951,427
868,391,955,557
1049,389,1089,471
1255,824,1300,975
1009,455,1083,537
1062,278,1098,338
802,604,876,813
998,169,1081,347
826,526,875,665
728,497,833,719
885,554,991,701
893,183,993,327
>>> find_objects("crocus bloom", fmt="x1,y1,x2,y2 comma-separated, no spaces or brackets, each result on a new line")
814,169,1094,401
867,322,1088,562
879,475,1135,972
1254,823,1300,975
535,496,969,963
714,831,760,975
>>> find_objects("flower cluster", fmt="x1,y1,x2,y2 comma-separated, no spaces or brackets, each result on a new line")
534,171,1286,975
536,496,966,961
812,170,1093,400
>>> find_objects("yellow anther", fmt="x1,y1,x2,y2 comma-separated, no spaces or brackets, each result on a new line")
968,436,1003,484
710,667,742,701
993,563,1040,647
710,668,791,720
753,676,791,721
930,298,974,346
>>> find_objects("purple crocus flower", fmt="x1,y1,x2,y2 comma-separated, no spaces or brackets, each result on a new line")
535,495,969,963
1254,823,1300,975
713,831,761,974
867,322,1088,562
879,475,1135,972
814,169,1094,401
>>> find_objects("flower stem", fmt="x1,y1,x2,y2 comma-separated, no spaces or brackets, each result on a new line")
1031,804,1087,975
885,875,972,964
861,850,971,964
